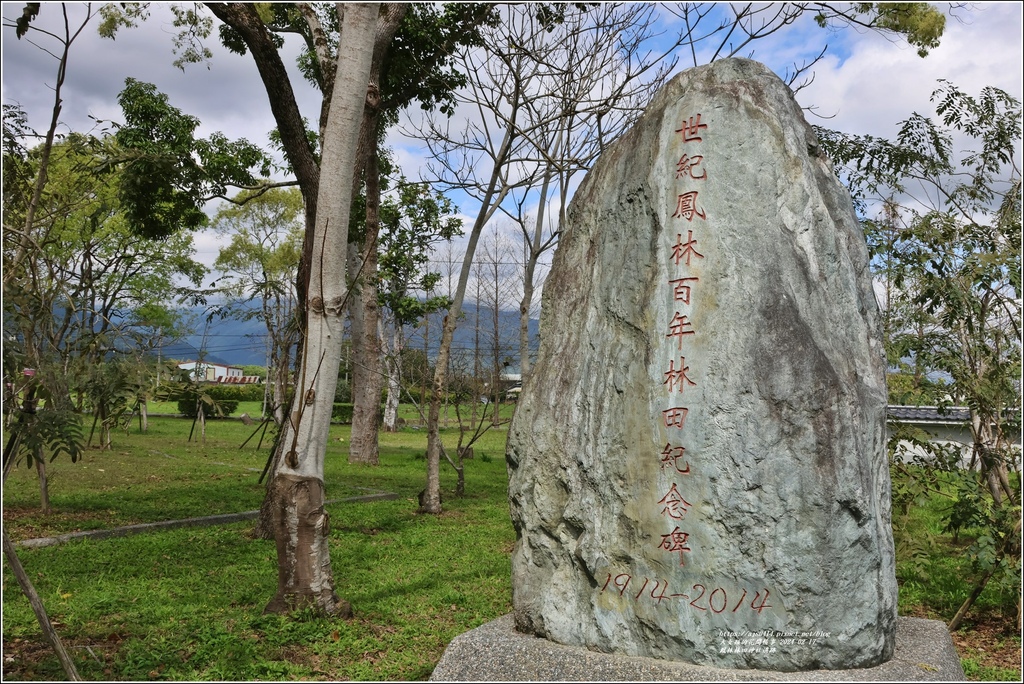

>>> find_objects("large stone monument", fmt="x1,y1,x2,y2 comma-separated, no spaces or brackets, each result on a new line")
505,58,897,671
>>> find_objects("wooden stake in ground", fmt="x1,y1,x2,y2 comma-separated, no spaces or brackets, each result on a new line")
2,529,81,680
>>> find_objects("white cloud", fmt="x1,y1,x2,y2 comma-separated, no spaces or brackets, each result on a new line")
1,4,318,150
794,3,1023,139
5,2,1019,259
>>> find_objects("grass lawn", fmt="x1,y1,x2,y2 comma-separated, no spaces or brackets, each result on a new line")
2,412,1020,680
3,415,513,680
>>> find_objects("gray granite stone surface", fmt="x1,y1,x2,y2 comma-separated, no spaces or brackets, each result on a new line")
430,614,964,681
506,57,896,670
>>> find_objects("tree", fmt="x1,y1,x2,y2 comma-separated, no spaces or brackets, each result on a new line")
475,223,518,426
376,180,461,433
493,4,675,381
100,2,492,592
89,0,380,614
211,187,303,426
5,131,205,436
214,2,491,467
1,5,98,678
199,2,379,615
342,3,492,465
3,118,204,489
112,77,271,239
817,80,1020,630
408,1,947,513
410,6,549,514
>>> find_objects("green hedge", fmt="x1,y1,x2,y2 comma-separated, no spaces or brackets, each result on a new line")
331,403,387,424
332,403,354,424
204,383,265,402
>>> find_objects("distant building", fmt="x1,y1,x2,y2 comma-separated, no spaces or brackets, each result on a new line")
176,361,261,384
501,373,522,400
887,405,1021,468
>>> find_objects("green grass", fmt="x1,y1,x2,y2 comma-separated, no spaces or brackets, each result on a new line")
891,470,1021,621
962,658,1021,682
3,413,514,680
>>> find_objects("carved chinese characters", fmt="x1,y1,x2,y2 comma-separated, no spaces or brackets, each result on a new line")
507,59,896,671
656,114,704,572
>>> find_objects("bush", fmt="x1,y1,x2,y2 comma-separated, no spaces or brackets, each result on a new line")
332,403,354,424
205,384,265,402
334,379,351,403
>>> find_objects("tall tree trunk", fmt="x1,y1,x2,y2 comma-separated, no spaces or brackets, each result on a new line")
345,3,406,462
472,278,481,426
98,403,112,450
198,404,206,445
262,3,378,616
272,341,291,426
423,125,516,514
971,405,1013,506
490,266,502,427
424,233,488,513
382,323,403,432
253,339,290,540
347,149,382,465
420,316,429,426
518,167,552,382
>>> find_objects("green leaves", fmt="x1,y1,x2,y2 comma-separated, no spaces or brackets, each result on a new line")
13,2,40,39
871,2,945,57
7,402,84,468
112,79,270,240
837,79,1021,625
815,3,944,57
376,179,463,327
380,3,498,121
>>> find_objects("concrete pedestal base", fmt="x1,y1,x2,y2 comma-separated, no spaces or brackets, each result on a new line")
430,614,964,681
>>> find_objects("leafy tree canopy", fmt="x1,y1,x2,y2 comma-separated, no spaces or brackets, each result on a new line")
109,78,271,240
811,3,946,57
818,79,1020,452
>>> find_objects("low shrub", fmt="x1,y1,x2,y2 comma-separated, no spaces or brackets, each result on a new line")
205,383,265,403
332,403,354,424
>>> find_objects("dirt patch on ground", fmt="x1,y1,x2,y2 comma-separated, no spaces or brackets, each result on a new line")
951,613,1022,679
2,634,122,680
1,507,129,542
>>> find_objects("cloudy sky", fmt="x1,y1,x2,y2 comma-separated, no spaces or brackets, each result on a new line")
2,2,1021,272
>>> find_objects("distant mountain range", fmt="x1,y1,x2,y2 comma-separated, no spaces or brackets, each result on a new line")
160,301,539,371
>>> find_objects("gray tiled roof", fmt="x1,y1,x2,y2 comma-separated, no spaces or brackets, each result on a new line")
887,405,972,423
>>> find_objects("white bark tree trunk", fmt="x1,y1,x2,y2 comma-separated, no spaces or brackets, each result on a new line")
264,3,378,616
382,321,403,432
